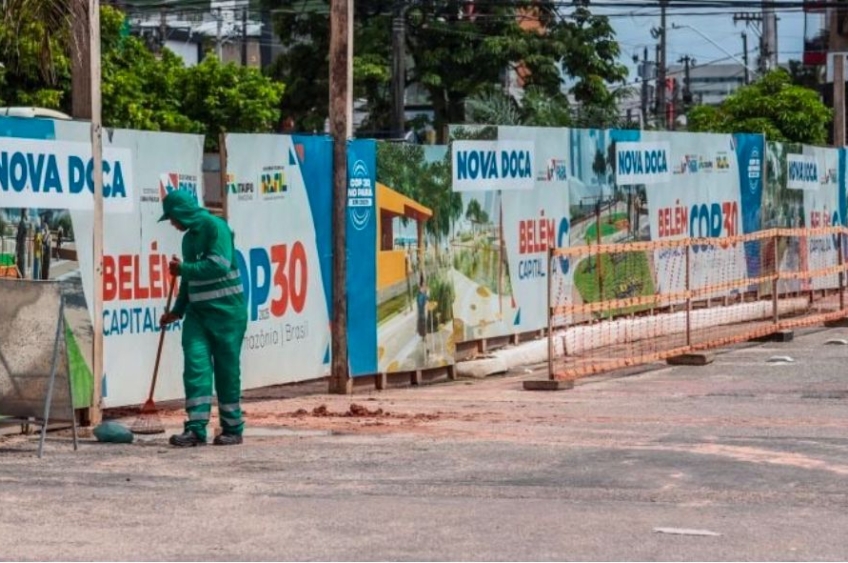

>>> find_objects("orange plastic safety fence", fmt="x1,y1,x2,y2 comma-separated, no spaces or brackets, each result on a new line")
548,228,848,380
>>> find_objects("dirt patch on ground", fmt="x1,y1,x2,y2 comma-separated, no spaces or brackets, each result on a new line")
288,403,441,420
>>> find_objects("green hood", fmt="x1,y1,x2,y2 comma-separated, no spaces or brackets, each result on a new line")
158,190,204,227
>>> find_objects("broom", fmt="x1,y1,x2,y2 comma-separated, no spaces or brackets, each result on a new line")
130,275,177,435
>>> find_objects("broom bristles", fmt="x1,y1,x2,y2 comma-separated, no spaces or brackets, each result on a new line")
130,399,166,434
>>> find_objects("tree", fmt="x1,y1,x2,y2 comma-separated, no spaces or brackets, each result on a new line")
787,59,821,91
179,57,285,150
263,0,627,138
0,5,285,150
687,69,832,144
0,0,72,109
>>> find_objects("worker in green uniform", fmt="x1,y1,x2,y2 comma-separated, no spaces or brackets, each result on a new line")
158,190,247,447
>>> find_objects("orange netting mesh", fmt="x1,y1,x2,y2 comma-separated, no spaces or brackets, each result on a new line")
548,227,848,380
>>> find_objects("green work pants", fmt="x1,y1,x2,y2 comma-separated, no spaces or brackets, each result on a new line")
181,309,247,440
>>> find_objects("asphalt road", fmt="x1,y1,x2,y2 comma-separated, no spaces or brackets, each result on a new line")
2,327,848,561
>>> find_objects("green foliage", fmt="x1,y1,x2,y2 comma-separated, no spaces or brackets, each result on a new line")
262,0,626,137
687,69,831,144
0,5,284,148
179,57,285,150
428,271,454,323
0,0,72,110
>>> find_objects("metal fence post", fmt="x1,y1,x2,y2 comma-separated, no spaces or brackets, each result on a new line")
839,231,845,312
772,232,779,325
685,239,692,348
547,246,554,381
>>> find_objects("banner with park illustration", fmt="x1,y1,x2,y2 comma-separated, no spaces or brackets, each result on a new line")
448,126,768,339
763,142,842,293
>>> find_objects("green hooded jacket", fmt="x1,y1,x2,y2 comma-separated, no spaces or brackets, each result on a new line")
159,190,245,319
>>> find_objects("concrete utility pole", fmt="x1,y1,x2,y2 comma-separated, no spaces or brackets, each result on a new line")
678,55,693,107
830,8,848,146
216,8,223,59
733,11,764,75
835,54,845,147
640,47,649,128
159,7,167,52
657,0,668,129
742,31,750,84
241,7,248,66
761,0,778,72
328,0,353,393
391,4,406,140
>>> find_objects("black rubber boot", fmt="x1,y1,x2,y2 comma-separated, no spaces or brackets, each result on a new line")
169,430,205,447
213,433,243,446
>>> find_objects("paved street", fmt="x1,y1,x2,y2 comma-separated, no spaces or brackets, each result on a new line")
2,326,848,560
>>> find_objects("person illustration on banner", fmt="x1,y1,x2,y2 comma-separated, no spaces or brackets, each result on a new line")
56,224,64,255
416,274,429,361
32,227,42,280
405,243,413,312
41,218,52,280
15,210,26,278
158,190,248,447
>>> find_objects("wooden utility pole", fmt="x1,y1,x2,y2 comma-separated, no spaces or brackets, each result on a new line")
71,0,92,120
391,4,406,140
90,0,104,426
328,0,353,394
742,32,750,84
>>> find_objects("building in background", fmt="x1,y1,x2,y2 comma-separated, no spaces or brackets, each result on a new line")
666,62,748,106
121,0,282,69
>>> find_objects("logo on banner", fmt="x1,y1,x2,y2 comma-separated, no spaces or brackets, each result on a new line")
746,148,761,194
615,142,671,185
141,186,160,203
159,173,198,202
538,158,567,182
259,165,287,199
348,159,373,231
716,152,731,171
676,155,701,174
227,173,255,202
787,154,818,190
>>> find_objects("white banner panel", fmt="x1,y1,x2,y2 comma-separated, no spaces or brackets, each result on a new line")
225,133,331,388
0,137,134,212
63,123,204,408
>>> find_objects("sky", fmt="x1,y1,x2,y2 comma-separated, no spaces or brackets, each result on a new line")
594,3,808,84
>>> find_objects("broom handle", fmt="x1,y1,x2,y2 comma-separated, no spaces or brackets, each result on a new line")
147,275,177,402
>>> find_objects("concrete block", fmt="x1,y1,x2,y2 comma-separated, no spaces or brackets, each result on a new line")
522,379,574,391
411,370,423,386
446,365,457,381
375,372,387,390
666,353,715,366
824,317,848,328
749,329,794,343
455,357,508,379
